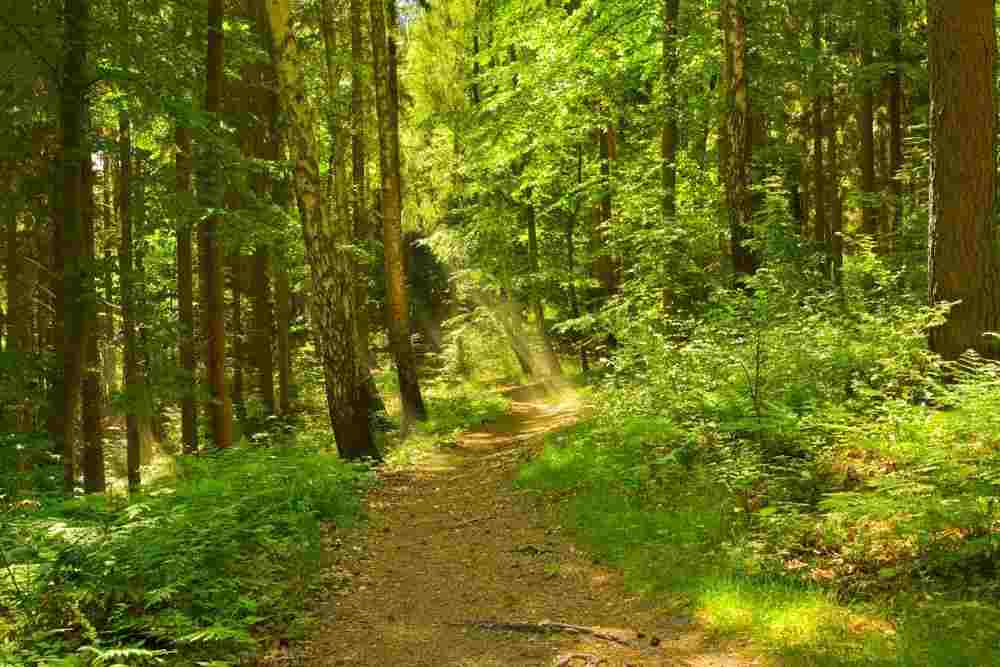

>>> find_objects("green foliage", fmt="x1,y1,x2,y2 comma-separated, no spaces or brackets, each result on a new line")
0,444,372,666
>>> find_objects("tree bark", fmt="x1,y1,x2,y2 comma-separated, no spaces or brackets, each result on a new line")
887,0,903,251
81,136,105,493
119,110,141,491
526,194,561,375
231,255,246,423
859,8,877,242
811,6,827,254
927,0,1000,361
275,260,292,415
176,125,198,453
251,247,275,415
721,0,756,281
662,0,680,224
264,0,380,460
370,0,427,426
199,0,232,448
826,95,843,285
58,0,90,493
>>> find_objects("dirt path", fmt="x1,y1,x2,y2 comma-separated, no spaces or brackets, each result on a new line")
298,385,758,667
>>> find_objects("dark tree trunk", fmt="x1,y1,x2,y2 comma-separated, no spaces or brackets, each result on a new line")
199,0,232,448
231,255,246,423
826,95,843,285
58,0,90,493
570,145,589,373
176,125,198,453
370,0,427,426
81,130,105,493
251,247,275,415
859,12,878,242
119,111,141,491
526,196,561,375
811,7,827,254
275,261,292,415
887,0,904,250
927,0,1000,361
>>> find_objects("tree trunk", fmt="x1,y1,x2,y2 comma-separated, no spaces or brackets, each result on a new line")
859,10,877,242
81,136,105,494
119,110,141,491
275,260,292,415
251,247,275,415
264,0,379,460
526,196,561,375
811,6,827,254
570,145,588,373
927,0,1000,361
101,156,116,397
887,0,903,252
370,0,427,426
350,0,385,418
176,125,198,453
199,0,232,448
58,0,90,493
231,255,246,423
662,0,680,224
593,128,618,296
826,95,843,285
721,0,756,281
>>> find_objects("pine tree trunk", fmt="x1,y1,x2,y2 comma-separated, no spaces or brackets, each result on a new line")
199,0,233,448
662,0,680,224
119,110,141,491
101,156,117,396
231,255,246,423
265,0,379,460
370,0,427,426
859,15,877,242
58,0,90,493
887,0,904,251
826,95,843,285
175,125,198,453
251,247,275,415
811,7,827,254
275,260,292,416
570,145,588,373
927,0,1000,361
722,0,756,281
81,139,105,494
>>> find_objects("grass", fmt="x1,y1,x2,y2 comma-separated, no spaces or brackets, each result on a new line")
516,412,1000,666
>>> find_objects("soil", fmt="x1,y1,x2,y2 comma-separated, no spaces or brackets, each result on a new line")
293,384,760,666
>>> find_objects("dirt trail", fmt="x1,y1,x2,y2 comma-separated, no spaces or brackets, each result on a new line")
298,385,758,666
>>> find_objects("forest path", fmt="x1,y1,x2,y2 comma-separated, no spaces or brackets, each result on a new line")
297,383,758,667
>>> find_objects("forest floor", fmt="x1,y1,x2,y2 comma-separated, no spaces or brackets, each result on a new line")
289,383,760,667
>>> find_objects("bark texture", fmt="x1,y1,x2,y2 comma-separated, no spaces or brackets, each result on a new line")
264,0,380,460
927,0,1000,361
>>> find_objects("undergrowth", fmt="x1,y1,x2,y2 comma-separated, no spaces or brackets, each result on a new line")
0,443,372,666
518,266,1000,666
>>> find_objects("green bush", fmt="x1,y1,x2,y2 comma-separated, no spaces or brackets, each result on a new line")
0,444,372,666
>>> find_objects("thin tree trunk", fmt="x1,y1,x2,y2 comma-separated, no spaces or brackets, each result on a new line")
722,0,756,281
81,136,105,494
251,247,275,415
526,195,560,375
662,0,680,224
927,0,1000,360
275,260,292,415
811,6,827,254
265,0,379,460
826,94,843,285
101,155,116,396
570,145,588,373
58,0,90,493
119,110,141,491
176,125,198,453
370,0,427,425
859,11,878,242
199,0,232,448
231,255,246,423
887,0,903,252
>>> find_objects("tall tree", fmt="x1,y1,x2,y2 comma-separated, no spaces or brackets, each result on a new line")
264,0,380,460
58,0,90,493
175,124,198,453
370,0,427,426
721,0,756,281
119,110,141,491
858,3,877,242
81,126,105,493
927,0,999,360
198,0,232,448
661,0,680,224
886,0,903,249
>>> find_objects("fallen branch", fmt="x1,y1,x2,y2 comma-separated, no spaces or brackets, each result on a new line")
554,653,607,667
452,620,636,647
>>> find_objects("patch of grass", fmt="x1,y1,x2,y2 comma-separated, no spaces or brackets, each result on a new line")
0,442,373,666
516,413,1000,666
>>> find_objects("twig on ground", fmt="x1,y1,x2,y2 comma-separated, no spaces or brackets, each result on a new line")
554,653,608,667
452,620,636,647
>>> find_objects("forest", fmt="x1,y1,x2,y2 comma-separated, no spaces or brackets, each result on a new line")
2,0,1000,664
